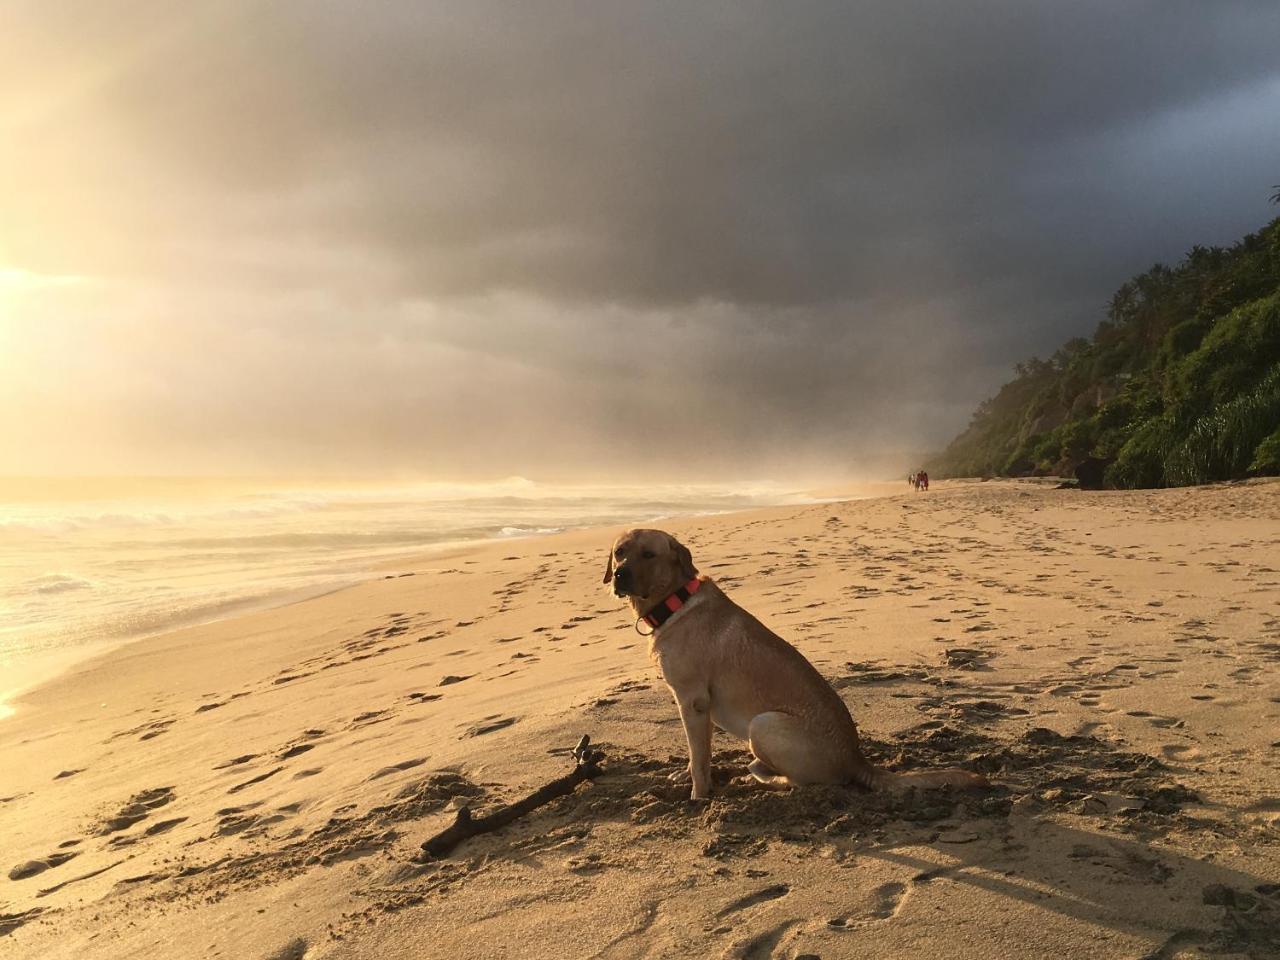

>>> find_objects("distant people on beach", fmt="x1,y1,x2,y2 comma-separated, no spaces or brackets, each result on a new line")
919,470,929,491
912,470,929,492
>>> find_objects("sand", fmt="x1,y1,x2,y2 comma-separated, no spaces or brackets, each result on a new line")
1,479,1278,959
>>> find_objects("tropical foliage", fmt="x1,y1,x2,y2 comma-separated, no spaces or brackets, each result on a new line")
929,215,1280,487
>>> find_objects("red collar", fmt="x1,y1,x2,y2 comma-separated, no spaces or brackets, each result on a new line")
641,577,704,630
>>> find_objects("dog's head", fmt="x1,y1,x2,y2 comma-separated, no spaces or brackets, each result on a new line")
603,528,697,603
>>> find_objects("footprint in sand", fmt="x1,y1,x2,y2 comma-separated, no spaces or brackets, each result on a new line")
227,767,283,795
217,798,299,839
827,881,908,929
105,717,176,743
216,802,267,836
716,884,791,918
263,937,310,960
910,867,956,886
367,757,428,781
144,817,188,836
0,908,44,935
349,709,392,728
96,787,176,835
9,851,79,881
720,920,802,960
215,753,259,769
462,716,518,738
35,859,123,897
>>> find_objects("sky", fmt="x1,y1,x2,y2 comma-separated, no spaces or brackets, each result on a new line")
2,1,1279,481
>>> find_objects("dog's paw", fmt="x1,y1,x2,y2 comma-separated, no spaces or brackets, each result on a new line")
689,777,714,802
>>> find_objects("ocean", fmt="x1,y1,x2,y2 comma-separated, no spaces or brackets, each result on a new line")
0,477,814,709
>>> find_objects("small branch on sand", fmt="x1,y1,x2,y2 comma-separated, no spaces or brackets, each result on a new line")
418,734,605,860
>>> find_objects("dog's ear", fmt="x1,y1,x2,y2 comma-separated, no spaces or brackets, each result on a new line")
669,535,697,581
602,547,614,584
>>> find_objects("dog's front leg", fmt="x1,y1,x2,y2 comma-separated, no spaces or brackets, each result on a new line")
676,691,713,800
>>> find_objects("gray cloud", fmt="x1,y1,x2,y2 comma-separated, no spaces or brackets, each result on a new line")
3,1,1279,477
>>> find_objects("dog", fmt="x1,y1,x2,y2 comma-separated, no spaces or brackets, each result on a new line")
605,528,988,800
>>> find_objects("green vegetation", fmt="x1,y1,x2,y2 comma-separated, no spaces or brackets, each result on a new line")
929,214,1280,487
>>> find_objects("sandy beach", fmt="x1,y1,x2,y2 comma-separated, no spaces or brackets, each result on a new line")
2,480,1278,959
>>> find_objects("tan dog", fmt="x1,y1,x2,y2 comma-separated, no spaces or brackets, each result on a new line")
605,528,988,800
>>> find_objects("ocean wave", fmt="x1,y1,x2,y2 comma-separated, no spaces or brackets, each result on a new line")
0,478,815,536
498,525,565,537
24,574,95,595
0,518,80,535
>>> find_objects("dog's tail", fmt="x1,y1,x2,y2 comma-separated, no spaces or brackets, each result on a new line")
853,761,989,792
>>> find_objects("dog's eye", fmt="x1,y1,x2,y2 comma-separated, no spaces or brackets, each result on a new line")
642,550,656,559
615,547,626,559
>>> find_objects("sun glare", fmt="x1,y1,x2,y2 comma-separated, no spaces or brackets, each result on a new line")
0,266,86,296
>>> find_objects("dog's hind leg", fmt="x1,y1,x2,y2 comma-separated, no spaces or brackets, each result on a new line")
748,711,845,786
746,757,789,787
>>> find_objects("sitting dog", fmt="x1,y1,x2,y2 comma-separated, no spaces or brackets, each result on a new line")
605,528,988,800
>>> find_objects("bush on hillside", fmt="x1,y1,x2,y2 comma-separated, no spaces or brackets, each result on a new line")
929,215,1280,488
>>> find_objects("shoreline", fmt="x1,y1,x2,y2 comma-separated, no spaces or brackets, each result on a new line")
0,578,367,721
0,482,888,720
0,483,896,727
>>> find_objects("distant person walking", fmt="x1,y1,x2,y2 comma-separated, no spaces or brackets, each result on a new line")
919,471,929,492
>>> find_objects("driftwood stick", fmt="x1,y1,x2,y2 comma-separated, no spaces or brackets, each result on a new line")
419,734,605,859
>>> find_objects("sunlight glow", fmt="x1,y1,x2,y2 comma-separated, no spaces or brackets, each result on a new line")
0,266,87,301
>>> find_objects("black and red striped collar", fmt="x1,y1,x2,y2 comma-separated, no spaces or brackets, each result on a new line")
640,577,705,631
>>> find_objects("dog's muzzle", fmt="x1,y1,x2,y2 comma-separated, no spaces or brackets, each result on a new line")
612,565,633,596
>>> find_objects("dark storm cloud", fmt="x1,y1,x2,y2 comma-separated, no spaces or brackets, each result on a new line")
5,1,1279,475
66,0,1277,303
